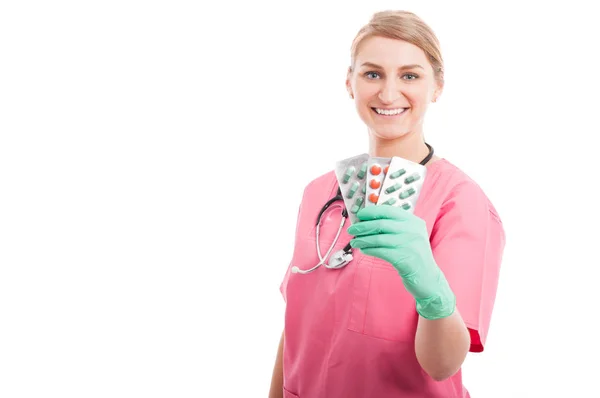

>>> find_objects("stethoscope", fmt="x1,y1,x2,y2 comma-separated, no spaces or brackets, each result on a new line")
291,143,434,275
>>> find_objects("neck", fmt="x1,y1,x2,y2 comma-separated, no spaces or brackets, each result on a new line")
368,130,432,165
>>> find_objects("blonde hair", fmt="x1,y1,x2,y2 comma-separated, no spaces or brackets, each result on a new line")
350,10,444,85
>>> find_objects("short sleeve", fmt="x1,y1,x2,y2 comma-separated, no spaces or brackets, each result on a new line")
429,182,506,352
279,190,306,303
279,264,292,303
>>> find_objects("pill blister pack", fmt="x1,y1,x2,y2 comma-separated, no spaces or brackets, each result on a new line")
376,156,427,212
334,153,369,224
335,153,427,223
365,157,392,207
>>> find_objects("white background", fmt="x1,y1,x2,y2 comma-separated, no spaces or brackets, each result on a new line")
1,1,599,397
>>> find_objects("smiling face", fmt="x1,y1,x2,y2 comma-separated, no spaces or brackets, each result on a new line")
346,35,443,141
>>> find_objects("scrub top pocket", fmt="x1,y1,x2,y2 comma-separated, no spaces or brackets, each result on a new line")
283,386,300,398
347,257,419,342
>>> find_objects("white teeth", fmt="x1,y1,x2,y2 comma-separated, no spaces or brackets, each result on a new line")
375,108,406,116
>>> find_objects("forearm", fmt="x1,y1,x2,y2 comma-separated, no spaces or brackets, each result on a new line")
346,207,471,381
414,309,470,381
268,331,284,398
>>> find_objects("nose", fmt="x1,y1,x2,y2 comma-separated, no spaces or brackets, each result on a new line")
378,78,401,104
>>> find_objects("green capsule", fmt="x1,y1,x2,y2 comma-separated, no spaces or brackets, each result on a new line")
404,173,421,184
399,187,416,199
347,181,359,198
401,203,411,210
355,196,364,207
389,168,406,179
342,166,356,183
362,183,367,194
384,182,402,194
382,197,397,205
350,204,360,214
357,162,368,179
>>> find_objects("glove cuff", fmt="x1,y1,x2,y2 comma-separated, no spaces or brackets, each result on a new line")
414,270,456,320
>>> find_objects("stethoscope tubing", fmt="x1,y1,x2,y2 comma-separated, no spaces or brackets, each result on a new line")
293,143,434,275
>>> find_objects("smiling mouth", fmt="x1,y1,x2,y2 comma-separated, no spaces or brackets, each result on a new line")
371,107,408,116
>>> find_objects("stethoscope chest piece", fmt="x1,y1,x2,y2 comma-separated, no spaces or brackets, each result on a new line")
292,143,434,276
328,249,353,269
292,200,352,275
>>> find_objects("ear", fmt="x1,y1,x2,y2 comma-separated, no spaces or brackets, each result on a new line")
432,81,444,103
346,67,354,99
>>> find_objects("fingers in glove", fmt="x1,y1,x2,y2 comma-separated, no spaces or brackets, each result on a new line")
356,204,411,222
350,233,401,249
347,219,404,237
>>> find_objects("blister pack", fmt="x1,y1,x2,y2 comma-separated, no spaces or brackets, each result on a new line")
376,156,427,213
365,157,392,206
334,153,369,224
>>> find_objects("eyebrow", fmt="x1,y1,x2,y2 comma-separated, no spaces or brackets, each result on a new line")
360,62,424,71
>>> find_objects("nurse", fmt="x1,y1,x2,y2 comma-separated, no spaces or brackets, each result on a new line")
269,10,506,398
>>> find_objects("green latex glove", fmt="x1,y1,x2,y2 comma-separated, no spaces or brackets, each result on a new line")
347,205,456,320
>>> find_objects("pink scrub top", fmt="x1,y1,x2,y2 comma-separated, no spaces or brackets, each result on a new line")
279,158,506,398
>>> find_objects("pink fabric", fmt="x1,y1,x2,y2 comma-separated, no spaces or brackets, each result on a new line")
279,159,506,398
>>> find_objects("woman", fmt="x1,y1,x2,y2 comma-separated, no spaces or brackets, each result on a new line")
269,10,505,398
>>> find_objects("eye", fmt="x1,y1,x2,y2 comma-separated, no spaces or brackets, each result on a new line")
364,71,381,79
402,73,419,80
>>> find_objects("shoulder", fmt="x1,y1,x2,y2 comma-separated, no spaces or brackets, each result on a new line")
428,159,502,223
299,169,338,200
428,159,506,254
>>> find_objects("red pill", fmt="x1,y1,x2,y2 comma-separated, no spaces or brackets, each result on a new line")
370,164,381,175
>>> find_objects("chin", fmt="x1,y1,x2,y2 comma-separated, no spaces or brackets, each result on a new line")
370,126,412,140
